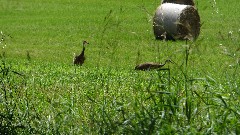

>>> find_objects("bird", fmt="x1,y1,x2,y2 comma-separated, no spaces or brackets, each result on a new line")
26,51,31,62
135,59,172,71
73,40,89,66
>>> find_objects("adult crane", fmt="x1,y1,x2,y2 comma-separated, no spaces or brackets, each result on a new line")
73,40,89,66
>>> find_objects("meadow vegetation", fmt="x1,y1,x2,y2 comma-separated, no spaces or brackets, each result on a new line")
0,0,240,134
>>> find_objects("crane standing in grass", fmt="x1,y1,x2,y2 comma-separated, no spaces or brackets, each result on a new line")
135,59,172,71
73,40,89,66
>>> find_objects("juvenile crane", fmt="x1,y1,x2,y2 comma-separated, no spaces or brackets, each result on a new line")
73,40,89,66
135,59,172,71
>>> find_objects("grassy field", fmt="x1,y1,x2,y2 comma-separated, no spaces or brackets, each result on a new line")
1,0,240,134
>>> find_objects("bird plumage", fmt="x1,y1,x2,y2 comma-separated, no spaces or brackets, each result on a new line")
73,40,89,66
135,60,171,71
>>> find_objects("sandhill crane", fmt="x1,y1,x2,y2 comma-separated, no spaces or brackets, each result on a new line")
73,40,89,66
135,59,172,71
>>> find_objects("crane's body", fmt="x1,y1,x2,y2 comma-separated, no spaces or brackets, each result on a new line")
135,60,171,71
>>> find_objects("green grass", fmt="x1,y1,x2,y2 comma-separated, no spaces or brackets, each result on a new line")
1,0,240,134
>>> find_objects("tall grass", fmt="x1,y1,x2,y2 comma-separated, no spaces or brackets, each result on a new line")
0,0,240,134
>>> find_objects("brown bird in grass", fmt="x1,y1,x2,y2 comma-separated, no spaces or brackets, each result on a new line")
73,40,89,66
135,59,172,71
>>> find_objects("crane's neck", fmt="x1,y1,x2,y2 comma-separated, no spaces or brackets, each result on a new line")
82,43,86,50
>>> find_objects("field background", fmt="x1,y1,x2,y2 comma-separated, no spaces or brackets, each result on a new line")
0,0,240,134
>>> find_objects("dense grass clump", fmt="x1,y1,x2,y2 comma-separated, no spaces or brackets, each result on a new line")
1,0,240,134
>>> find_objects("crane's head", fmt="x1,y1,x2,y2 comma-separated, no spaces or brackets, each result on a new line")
165,59,172,63
83,40,89,45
